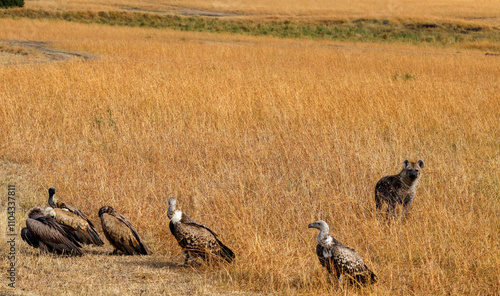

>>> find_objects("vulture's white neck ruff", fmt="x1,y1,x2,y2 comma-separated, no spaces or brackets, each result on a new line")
321,235,333,245
171,210,182,224
315,222,332,246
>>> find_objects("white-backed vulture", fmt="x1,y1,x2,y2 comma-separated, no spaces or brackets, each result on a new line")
98,206,152,255
308,220,377,286
47,187,104,246
21,207,83,256
44,207,103,246
167,198,234,264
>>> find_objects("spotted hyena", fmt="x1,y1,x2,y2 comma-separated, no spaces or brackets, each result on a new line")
375,159,425,217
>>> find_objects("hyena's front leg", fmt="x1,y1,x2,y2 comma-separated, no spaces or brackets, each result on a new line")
402,197,414,218
375,194,384,211
387,202,397,217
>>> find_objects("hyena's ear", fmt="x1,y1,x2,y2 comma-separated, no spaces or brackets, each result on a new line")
403,159,410,169
417,159,425,169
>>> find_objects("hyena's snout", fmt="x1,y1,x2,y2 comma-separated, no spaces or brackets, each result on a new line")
408,170,419,180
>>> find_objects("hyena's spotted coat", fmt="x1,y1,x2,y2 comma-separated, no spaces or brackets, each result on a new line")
375,159,425,217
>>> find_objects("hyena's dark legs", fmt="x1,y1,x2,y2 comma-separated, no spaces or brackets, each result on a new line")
375,194,383,211
402,199,413,218
387,202,397,217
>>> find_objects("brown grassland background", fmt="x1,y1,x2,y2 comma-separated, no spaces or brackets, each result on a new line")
24,0,500,25
0,0,500,295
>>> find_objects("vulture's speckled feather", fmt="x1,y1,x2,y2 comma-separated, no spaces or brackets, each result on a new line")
309,220,377,286
167,198,234,264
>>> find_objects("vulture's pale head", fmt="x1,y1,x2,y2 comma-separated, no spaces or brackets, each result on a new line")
167,198,177,219
168,198,177,207
309,220,333,245
44,207,56,218
308,220,330,232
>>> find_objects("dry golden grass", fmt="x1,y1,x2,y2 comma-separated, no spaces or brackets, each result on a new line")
22,0,500,26
0,17,499,295
0,40,94,66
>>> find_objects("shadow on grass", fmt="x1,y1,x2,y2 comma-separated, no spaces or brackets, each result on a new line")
122,257,189,270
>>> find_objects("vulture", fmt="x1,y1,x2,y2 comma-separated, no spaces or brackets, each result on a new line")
98,206,152,255
21,207,83,256
44,207,103,246
47,187,104,246
167,198,234,264
308,220,377,286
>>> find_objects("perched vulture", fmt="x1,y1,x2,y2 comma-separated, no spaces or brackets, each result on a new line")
98,206,152,255
47,187,104,246
308,220,377,286
21,207,83,256
167,198,234,264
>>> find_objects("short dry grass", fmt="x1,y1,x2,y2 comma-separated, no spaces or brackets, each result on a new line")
22,0,500,24
2,10,499,49
0,17,499,295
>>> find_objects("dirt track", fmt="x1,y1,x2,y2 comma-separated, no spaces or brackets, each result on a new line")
120,4,242,17
0,40,96,65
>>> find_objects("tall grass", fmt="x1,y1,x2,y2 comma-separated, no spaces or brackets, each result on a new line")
0,19,499,295
18,0,500,25
1,9,499,48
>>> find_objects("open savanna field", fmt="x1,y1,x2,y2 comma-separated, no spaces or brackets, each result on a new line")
0,0,499,295
15,0,500,23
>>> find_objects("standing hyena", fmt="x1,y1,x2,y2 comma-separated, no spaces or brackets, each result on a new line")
375,159,425,217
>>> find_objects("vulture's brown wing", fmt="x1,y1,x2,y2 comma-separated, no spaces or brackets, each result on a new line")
101,213,151,255
331,245,376,284
331,245,365,271
175,220,234,263
54,209,104,246
174,222,218,251
181,214,234,262
180,214,217,234
340,246,377,284
55,200,95,228
113,212,152,255
26,216,82,255
21,227,39,248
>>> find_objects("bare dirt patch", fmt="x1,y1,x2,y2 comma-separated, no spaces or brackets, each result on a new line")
119,4,243,17
0,40,96,66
